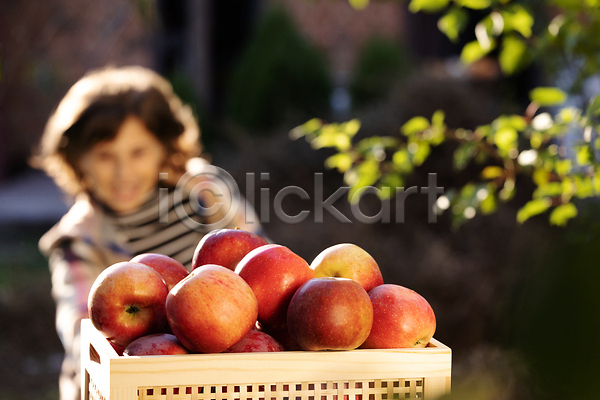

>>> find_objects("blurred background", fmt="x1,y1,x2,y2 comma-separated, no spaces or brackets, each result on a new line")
1,0,599,399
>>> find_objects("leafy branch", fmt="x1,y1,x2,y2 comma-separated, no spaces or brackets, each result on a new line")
291,0,600,227
350,0,600,83
292,89,600,226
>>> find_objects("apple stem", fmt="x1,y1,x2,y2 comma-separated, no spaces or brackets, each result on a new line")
126,305,140,315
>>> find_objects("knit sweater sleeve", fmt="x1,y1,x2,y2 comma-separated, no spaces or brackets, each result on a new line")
48,239,107,355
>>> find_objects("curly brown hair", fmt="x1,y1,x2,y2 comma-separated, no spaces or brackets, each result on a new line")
33,66,202,196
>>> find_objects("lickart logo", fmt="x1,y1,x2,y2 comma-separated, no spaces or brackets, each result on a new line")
158,165,444,231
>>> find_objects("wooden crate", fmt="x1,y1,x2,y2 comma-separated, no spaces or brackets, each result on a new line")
81,319,451,400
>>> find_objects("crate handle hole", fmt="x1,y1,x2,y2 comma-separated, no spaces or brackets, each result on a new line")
89,344,101,365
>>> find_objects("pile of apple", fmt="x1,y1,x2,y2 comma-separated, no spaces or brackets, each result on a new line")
87,229,436,356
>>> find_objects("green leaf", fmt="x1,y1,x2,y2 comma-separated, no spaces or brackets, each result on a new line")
454,142,476,170
455,0,492,9
438,8,469,43
562,177,575,200
549,203,578,227
461,183,477,197
499,178,516,201
356,136,398,153
529,87,568,106
348,0,370,10
493,115,527,131
574,176,594,198
533,182,563,198
530,131,543,149
502,5,534,38
494,127,518,151
432,110,445,128
556,107,581,124
346,159,382,202
409,141,431,166
475,124,494,138
343,119,361,137
408,0,450,13
517,198,552,223
594,174,600,195
378,173,404,195
305,118,323,131
461,39,496,64
585,94,600,117
392,149,413,173
325,153,353,173
576,145,591,165
291,118,322,139
311,125,352,151
401,116,430,136
532,168,550,186
480,186,497,214
499,36,527,75
555,159,572,176
481,166,504,179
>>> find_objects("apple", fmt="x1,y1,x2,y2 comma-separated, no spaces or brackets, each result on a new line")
225,328,284,353
109,340,125,356
361,284,436,349
166,264,258,353
130,253,189,291
286,277,373,351
259,326,302,351
88,262,169,347
192,228,269,271
310,243,384,292
123,333,189,356
235,244,315,330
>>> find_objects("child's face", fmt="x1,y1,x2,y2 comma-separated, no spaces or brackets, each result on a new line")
79,116,167,213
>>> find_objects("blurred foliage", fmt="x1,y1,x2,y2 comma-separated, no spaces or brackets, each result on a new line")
350,36,412,108
226,6,332,132
398,0,600,87
293,0,600,227
293,89,600,227
535,0,600,92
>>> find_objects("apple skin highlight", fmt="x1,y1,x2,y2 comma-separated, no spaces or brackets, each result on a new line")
310,243,384,292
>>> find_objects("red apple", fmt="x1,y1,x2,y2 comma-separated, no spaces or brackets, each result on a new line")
361,284,436,349
123,333,189,356
88,262,169,347
166,264,258,353
192,228,269,271
310,243,384,292
109,341,125,356
225,329,284,353
286,277,373,351
130,253,189,291
235,244,315,331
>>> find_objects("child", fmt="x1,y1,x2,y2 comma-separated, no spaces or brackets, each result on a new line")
34,66,263,400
